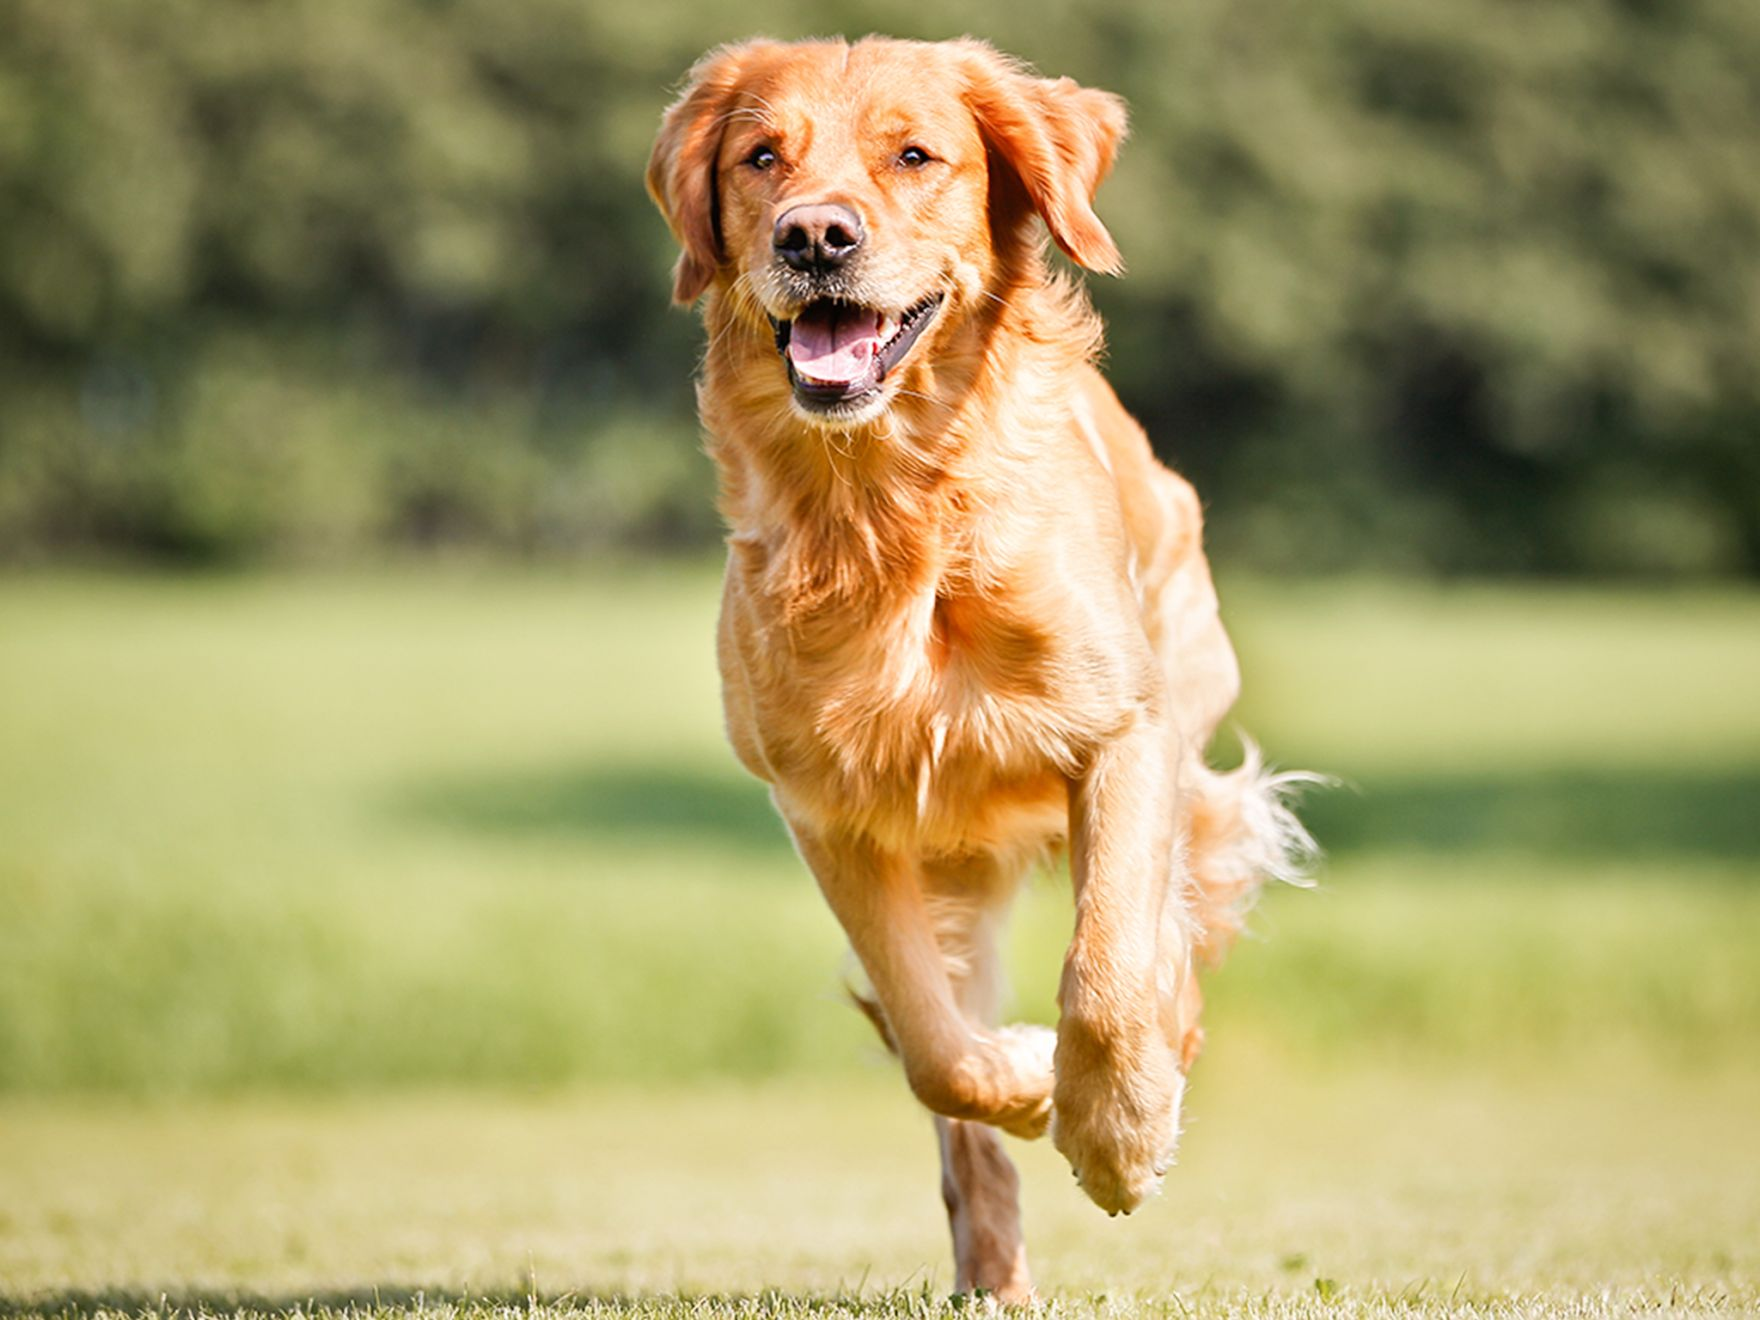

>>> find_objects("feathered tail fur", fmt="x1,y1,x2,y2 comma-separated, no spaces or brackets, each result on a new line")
1180,737,1325,966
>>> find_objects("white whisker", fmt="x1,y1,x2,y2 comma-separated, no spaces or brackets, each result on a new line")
892,387,955,413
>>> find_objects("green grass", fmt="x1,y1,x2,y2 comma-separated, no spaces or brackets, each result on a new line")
0,569,1755,1091
1,1064,1756,1316
0,568,1757,1315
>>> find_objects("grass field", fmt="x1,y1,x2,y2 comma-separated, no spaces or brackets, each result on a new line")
4,1066,1757,1317
1,568,1757,1316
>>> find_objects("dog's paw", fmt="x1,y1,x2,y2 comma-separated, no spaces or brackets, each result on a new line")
1050,1022,1184,1215
991,1024,1057,1139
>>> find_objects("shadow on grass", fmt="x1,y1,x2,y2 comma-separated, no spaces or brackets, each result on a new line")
0,1287,916,1318
1303,763,1760,863
392,762,791,855
391,759,1760,866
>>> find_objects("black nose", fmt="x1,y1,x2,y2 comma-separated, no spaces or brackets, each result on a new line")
773,203,865,273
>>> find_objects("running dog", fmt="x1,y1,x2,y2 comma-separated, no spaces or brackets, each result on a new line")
647,35,1314,1301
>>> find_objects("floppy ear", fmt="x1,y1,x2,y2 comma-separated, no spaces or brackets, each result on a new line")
955,41,1129,275
645,43,757,305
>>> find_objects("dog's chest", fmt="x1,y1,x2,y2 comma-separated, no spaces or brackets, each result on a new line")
728,579,1118,852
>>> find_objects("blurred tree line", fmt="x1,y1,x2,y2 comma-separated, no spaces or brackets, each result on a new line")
1,0,1756,574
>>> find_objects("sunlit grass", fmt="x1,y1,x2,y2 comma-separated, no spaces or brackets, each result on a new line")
1,568,1756,1092
1,567,1757,1316
1,1063,1755,1316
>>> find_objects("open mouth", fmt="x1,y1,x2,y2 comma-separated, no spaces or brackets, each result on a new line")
770,293,944,412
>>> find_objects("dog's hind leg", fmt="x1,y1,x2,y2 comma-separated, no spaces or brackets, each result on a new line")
924,854,1036,1303
936,1116,1033,1303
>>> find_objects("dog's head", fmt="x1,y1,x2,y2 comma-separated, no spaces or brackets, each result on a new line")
647,37,1127,426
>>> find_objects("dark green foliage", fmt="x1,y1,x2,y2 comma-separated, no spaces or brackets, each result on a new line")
0,0,1755,571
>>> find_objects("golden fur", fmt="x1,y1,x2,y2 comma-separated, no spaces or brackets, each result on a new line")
648,35,1313,1301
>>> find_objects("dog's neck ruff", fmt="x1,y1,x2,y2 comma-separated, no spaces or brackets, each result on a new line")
703,271,1102,612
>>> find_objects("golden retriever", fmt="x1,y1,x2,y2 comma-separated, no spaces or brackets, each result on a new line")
647,35,1314,1302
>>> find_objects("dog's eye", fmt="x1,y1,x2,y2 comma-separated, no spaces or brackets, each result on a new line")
747,146,778,170
898,146,931,168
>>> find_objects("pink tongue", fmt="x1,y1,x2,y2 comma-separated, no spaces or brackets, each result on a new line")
788,306,883,384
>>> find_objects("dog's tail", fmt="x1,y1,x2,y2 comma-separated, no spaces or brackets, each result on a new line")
1181,737,1324,966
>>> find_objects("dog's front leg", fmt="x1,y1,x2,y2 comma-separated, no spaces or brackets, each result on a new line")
790,825,1055,1138
1053,717,1189,1214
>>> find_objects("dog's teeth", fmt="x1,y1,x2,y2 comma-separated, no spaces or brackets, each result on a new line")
880,316,898,341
